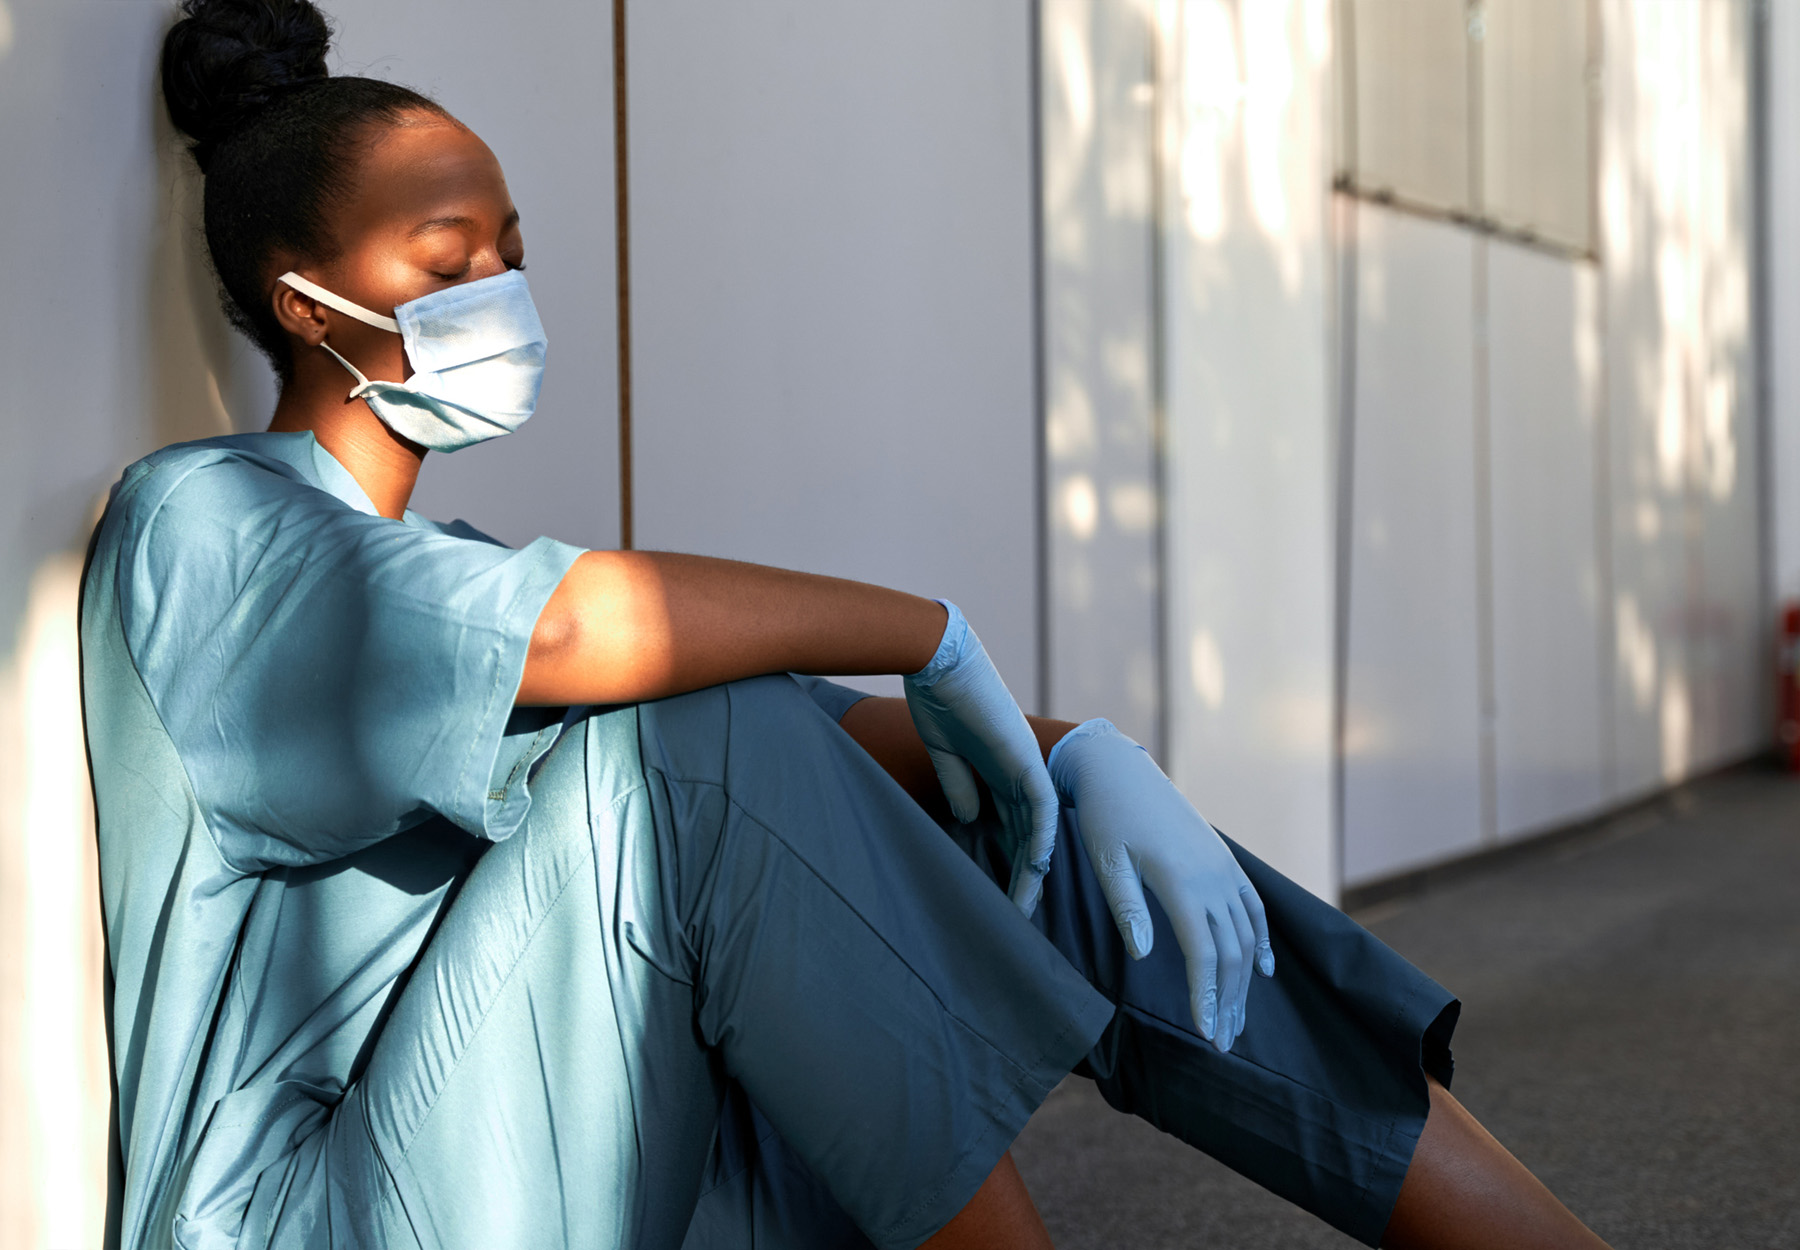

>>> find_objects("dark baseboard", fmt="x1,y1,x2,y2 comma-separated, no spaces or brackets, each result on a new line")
1340,750,1780,915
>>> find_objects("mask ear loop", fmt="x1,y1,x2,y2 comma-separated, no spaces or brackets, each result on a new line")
276,272,409,400
276,271,401,332
314,340,395,401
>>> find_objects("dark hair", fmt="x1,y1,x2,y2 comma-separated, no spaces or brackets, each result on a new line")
160,0,450,380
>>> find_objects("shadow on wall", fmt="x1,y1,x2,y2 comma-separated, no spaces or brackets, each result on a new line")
146,77,278,452
0,16,277,1242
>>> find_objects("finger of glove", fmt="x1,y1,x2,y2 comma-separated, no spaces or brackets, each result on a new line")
1006,840,1047,916
1166,896,1221,1041
1021,761,1059,880
1208,905,1246,1052
1225,892,1258,1041
926,747,983,823
1240,880,1275,977
1094,843,1154,959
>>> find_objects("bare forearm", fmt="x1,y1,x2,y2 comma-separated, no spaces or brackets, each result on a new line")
837,696,1078,814
518,550,947,705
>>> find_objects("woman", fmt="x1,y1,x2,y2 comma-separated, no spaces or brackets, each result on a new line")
81,1,1614,1246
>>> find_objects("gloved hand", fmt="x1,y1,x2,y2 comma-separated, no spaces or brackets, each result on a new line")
904,601,1059,916
1048,718,1274,1052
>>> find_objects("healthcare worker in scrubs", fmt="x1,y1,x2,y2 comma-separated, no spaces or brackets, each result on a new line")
80,1,1619,1247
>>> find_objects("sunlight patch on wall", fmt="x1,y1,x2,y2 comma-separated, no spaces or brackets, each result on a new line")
1,555,109,1250
1616,593,1658,712
1175,0,1240,243
1189,628,1226,710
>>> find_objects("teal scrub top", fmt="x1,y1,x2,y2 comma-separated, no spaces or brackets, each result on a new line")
80,432,584,1248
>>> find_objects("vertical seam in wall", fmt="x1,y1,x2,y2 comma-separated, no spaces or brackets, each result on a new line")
1330,197,1359,898
1473,238,1498,846
1470,0,1499,846
1029,0,1050,717
1683,13,1705,775
1330,0,1361,897
1753,0,1776,735
612,0,635,551
1591,0,1617,803
1149,0,1171,765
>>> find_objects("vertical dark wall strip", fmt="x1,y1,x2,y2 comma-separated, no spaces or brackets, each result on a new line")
1149,4,1171,766
1330,195,1359,899
613,0,635,550
1469,6,1499,846
1330,0,1361,895
1751,0,1776,729
1029,0,1050,716
1473,238,1498,845
1589,0,1618,800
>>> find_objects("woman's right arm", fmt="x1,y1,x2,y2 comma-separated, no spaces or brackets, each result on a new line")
522,550,1064,914
516,550,950,706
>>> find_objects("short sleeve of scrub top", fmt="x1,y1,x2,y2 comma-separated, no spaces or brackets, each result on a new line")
118,439,585,871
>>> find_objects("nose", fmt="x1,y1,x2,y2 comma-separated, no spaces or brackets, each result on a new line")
468,251,509,282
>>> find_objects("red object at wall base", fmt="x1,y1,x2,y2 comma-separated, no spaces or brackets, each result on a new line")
1779,603,1800,771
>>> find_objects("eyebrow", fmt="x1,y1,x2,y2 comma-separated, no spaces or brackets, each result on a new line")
407,208,521,240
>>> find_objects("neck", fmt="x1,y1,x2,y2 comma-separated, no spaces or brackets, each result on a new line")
268,363,426,520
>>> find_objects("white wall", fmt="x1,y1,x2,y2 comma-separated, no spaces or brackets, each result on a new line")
1342,207,1485,883
1158,0,1339,900
627,0,1043,704
1340,0,1763,886
1487,246,1609,840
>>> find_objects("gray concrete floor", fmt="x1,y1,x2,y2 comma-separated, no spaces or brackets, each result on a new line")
1010,767,1800,1249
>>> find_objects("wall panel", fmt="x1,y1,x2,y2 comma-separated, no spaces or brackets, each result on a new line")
1486,246,1607,839
1343,205,1484,885
628,0,1042,703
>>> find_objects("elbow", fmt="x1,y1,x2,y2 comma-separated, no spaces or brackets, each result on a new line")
520,599,583,704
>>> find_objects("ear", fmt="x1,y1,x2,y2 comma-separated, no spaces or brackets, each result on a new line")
271,279,329,346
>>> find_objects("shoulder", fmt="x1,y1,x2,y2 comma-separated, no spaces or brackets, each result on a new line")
101,434,363,651
107,433,323,543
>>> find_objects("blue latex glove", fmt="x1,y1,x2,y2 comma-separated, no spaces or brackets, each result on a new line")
1048,718,1274,1052
904,601,1059,915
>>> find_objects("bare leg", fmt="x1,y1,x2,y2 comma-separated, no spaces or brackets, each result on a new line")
1382,1076,1611,1250
921,1152,1055,1250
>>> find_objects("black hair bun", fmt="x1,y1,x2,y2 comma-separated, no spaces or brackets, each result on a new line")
161,0,333,171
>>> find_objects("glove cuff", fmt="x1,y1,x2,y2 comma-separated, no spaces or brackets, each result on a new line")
905,598,970,686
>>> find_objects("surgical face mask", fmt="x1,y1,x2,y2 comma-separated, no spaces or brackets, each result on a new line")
277,269,548,453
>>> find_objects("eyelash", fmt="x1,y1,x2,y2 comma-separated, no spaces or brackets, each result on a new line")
431,259,525,279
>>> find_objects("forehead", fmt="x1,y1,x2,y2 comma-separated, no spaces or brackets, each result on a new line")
340,116,513,233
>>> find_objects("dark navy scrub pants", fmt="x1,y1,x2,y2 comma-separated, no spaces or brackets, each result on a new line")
260,674,1457,1250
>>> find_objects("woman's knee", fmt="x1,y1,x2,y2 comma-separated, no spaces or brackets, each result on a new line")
636,673,824,790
